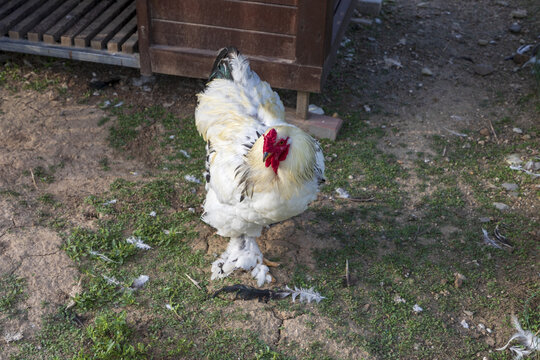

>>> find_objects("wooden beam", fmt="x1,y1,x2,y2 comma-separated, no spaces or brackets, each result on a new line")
59,0,112,47
136,0,152,75
74,0,131,47
42,0,99,44
107,17,137,53
296,91,309,120
27,0,79,42
90,2,135,50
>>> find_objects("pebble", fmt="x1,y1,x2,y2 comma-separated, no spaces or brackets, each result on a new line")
509,23,522,34
522,134,531,140
493,202,509,211
502,183,518,191
473,64,495,76
512,127,523,134
505,153,522,165
479,217,491,223
479,128,490,136
511,9,527,18
461,320,469,329
477,39,489,46
421,67,433,76
454,273,466,288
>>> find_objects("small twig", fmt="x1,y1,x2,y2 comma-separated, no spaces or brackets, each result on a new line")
349,197,375,202
29,169,39,190
442,146,447,157
345,259,350,287
185,274,202,290
488,119,499,144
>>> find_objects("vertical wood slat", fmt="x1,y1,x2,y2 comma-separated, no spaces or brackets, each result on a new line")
107,17,137,52
90,2,135,50
43,0,99,44
121,31,138,53
0,0,23,20
27,0,80,42
136,0,152,75
8,0,64,39
295,0,332,66
0,0,47,35
74,0,131,48
60,0,112,47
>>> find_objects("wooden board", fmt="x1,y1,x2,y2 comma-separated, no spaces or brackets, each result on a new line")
107,16,137,52
8,0,63,40
0,0,47,35
43,0,99,44
149,0,297,35
60,0,112,47
151,20,296,60
74,0,131,48
121,31,138,54
0,0,23,20
91,2,135,50
27,0,79,42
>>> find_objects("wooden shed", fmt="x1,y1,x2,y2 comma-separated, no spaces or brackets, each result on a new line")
0,0,356,138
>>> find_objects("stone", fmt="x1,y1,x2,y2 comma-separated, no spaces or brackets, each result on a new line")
357,0,382,16
477,39,489,46
502,183,518,191
473,64,495,76
421,67,433,76
479,128,490,136
454,273,466,288
509,23,522,34
511,9,527,18
493,202,509,211
505,153,522,165
479,217,491,223
512,127,523,134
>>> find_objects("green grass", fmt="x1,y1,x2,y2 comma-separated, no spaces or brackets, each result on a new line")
0,274,27,314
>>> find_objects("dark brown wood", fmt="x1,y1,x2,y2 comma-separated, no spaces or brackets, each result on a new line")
27,0,79,42
150,0,297,35
296,91,309,119
295,0,332,66
74,0,131,48
0,0,47,36
121,31,138,54
107,16,137,52
151,20,295,59
91,2,135,50
243,0,297,6
0,0,22,20
148,46,322,92
8,0,63,40
60,0,112,47
43,0,99,44
136,0,151,75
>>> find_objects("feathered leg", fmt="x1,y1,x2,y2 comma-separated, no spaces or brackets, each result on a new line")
211,235,272,286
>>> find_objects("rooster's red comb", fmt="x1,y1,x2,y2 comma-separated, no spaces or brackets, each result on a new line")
263,128,277,152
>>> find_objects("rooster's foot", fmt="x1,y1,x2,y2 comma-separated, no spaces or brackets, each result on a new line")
263,258,280,267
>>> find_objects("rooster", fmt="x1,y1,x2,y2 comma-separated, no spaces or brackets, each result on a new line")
195,47,325,286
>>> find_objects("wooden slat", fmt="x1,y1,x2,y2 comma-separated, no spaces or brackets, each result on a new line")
60,0,112,47
295,0,332,66
121,31,137,53
148,46,323,92
0,0,47,36
241,0,297,6
107,17,137,52
8,0,64,40
151,20,295,60
74,0,131,48
27,0,79,42
136,0,151,74
0,0,22,20
43,0,99,44
91,2,135,50
149,0,297,36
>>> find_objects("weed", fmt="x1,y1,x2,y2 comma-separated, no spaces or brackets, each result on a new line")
0,274,27,314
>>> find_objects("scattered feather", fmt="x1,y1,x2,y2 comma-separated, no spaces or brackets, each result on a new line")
494,225,512,248
517,44,534,54
482,228,503,249
131,275,149,289
102,199,117,206
89,250,120,263
3,331,23,343
413,304,423,313
497,315,540,359
336,188,351,199
185,274,202,290
102,275,120,286
444,127,467,137
169,135,175,139
184,175,201,184
101,100,111,108
113,101,123,108
212,284,325,304
126,236,152,250
165,304,174,311
163,230,170,235
509,165,540,177
188,208,195,213
281,286,326,304
384,56,403,68
461,319,470,329
149,211,156,217
394,294,406,304
179,150,191,158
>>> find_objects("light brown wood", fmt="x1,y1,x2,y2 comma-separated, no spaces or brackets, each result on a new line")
60,0,112,47
74,0,131,48
121,31,138,54
296,91,309,120
43,0,99,44
107,17,137,53
91,2,135,50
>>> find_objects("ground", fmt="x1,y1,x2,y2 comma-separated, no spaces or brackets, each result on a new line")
0,0,538,359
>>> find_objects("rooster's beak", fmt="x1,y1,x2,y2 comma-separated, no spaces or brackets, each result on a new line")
263,152,270,162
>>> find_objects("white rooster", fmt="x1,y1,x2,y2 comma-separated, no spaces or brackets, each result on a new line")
195,47,325,286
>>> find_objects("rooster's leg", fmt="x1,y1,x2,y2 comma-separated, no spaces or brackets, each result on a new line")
211,235,272,286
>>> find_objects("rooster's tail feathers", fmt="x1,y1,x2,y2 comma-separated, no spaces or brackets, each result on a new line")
208,46,240,83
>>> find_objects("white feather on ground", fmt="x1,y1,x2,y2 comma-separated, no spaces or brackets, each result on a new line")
497,315,540,359
126,236,152,250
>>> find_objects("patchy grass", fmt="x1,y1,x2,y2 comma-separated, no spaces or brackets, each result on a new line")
0,274,27,314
